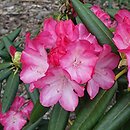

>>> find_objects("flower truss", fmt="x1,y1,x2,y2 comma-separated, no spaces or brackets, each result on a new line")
0,96,33,130
20,8,119,111
113,10,130,87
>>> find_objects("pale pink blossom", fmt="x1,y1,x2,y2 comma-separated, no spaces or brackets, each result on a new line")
91,5,114,28
115,10,130,23
86,45,119,99
60,40,98,84
20,32,49,83
33,67,84,111
0,97,33,130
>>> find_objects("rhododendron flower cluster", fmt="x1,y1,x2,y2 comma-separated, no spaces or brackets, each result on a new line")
20,16,119,111
113,10,130,87
0,96,33,130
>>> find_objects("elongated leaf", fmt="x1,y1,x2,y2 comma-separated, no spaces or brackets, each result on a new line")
0,49,10,59
38,120,49,130
24,84,39,104
93,92,130,130
23,117,44,130
0,68,12,81
49,103,69,130
70,82,118,130
0,42,4,50
105,8,118,18
7,27,21,41
29,100,49,124
2,72,19,113
0,62,12,70
71,0,117,53
23,100,49,129
2,36,13,53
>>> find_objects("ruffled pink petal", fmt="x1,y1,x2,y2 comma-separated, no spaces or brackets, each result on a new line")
10,96,25,111
77,23,102,52
60,41,98,83
21,101,34,119
96,45,119,69
87,79,99,99
115,9,130,23
20,47,49,83
59,85,78,111
40,83,62,107
94,68,115,90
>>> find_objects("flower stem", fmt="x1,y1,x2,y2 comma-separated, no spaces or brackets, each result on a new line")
115,68,127,80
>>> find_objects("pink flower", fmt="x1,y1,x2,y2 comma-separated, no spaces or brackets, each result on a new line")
113,17,130,87
77,24,102,53
20,32,49,83
115,10,130,23
91,5,114,28
0,96,33,130
33,67,84,111
60,40,98,84
86,45,119,99
47,18,101,66
113,19,130,50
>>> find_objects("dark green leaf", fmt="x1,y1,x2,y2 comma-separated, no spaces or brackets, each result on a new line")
0,62,12,70
24,84,39,104
2,36,13,53
93,92,130,130
70,82,118,130
48,103,69,130
0,42,4,50
71,0,117,53
0,68,12,81
7,28,21,41
23,117,43,130
2,72,19,113
29,100,49,124
0,49,10,59
105,8,118,18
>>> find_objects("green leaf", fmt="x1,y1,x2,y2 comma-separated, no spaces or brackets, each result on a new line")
29,100,49,124
23,117,43,130
105,8,118,18
7,27,21,41
2,72,19,113
93,92,130,130
48,103,69,130
0,62,12,70
24,84,39,104
38,119,49,130
0,42,4,50
2,36,13,53
71,0,117,53
70,82,118,130
0,68,12,81
23,100,49,130
0,49,10,59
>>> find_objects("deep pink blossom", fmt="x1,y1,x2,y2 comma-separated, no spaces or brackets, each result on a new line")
86,45,119,99
113,17,130,87
20,32,49,83
47,19,101,66
0,97,33,130
60,40,98,84
32,67,84,111
115,9,130,23
91,5,114,28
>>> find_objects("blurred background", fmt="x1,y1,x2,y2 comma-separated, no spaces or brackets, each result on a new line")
0,0,129,37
